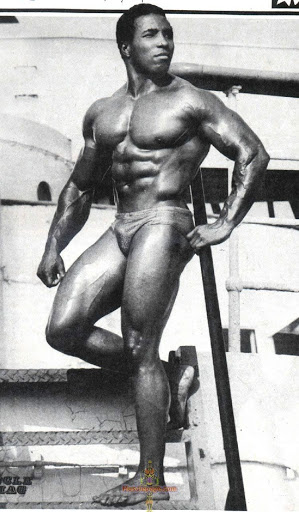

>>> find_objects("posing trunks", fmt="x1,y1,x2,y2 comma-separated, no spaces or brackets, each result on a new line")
111,206,195,257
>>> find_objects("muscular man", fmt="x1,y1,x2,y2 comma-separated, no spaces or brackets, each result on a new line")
37,4,269,506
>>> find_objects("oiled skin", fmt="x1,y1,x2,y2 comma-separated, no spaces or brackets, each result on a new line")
42,75,268,261
96,80,208,212
37,12,269,507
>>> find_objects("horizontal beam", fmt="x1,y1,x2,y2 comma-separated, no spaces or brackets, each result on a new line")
226,278,299,293
171,63,299,98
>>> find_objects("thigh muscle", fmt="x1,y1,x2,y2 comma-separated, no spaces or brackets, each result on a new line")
121,224,193,342
49,227,127,333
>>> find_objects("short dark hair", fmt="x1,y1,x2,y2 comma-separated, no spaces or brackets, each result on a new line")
116,4,166,54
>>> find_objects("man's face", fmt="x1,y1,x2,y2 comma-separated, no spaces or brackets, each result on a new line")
127,14,174,75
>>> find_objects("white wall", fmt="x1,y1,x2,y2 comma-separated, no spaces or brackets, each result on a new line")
0,113,72,201
199,352,299,510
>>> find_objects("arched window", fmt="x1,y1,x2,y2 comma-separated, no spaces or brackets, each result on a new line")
37,181,52,202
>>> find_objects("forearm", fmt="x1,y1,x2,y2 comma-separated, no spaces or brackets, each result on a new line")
214,146,270,232
45,180,94,254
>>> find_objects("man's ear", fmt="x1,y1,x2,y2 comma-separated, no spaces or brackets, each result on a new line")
121,42,131,59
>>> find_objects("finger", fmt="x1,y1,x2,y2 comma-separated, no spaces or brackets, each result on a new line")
57,257,65,276
44,278,58,288
43,271,60,288
189,235,202,248
186,228,196,240
51,273,65,286
37,272,51,287
187,223,207,239
57,267,65,280
57,258,66,278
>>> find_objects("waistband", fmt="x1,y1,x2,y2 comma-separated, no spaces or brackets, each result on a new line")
115,206,192,220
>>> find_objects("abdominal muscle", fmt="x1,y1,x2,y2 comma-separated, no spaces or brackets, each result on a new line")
111,137,208,213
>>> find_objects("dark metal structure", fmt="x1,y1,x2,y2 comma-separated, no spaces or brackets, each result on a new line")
191,172,247,511
171,63,299,98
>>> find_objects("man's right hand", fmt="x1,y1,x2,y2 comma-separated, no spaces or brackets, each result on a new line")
37,250,66,288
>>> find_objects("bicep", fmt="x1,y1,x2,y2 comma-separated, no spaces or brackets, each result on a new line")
70,142,100,191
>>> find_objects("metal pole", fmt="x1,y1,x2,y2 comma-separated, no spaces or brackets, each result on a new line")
0,193,4,358
191,172,247,511
225,86,242,353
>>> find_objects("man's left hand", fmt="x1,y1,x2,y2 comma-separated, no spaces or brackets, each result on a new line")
186,222,233,253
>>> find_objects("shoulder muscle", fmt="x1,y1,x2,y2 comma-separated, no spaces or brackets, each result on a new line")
188,88,262,160
82,99,107,146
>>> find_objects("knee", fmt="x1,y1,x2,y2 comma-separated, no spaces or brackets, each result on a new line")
123,328,156,370
45,319,80,356
45,320,64,352
125,330,142,364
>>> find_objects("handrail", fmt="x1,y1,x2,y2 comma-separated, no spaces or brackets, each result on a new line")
244,217,298,228
226,279,299,294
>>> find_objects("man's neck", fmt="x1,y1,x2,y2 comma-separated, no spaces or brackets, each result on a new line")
125,65,172,98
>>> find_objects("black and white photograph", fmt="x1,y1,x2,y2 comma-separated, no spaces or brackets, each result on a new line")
0,0,298,509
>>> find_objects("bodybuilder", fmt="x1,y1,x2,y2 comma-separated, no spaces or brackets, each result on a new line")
37,4,269,506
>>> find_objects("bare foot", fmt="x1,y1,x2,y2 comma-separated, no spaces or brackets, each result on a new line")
92,474,170,507
168,365,195,429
